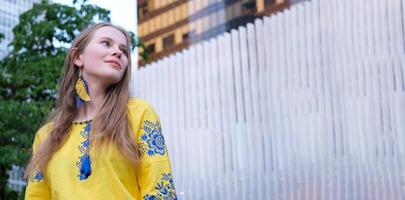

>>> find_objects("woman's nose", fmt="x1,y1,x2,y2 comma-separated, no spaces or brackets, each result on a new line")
112,49,122,59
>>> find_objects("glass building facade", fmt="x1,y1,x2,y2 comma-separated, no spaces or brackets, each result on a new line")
137,0,299,66
0,0,40,59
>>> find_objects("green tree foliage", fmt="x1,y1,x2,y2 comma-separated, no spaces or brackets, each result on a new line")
0,0,143,198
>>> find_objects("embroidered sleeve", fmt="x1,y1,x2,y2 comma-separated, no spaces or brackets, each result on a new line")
135,105,177,200
25,126,52,200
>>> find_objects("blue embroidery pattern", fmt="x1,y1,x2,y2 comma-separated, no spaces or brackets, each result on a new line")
139,120,166,156
143,173,177,200
75,122,92,180
29,170,43,182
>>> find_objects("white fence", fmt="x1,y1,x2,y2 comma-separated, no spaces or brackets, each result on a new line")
7,165,26,192
132,0,405,199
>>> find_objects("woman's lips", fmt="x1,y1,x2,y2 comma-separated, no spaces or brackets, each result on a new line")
105,60,121,69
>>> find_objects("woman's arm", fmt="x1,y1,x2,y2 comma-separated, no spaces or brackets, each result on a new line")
135,105,177,200
25,126,52,200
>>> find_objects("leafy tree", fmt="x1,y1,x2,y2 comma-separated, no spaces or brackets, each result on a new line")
0,0,144,198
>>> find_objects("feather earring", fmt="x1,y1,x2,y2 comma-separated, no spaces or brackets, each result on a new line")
75,69,91,108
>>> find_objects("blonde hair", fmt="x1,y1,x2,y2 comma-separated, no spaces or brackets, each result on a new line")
25,23,139,178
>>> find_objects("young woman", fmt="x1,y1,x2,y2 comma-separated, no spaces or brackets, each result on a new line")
24,23,177,200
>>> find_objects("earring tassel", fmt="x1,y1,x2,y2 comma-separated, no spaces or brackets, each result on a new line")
75,76,91,108
76,95,85,108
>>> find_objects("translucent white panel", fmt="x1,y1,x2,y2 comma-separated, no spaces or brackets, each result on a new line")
132,0,405,199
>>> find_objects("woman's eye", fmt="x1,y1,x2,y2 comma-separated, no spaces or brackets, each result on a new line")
121,49,128,55
101,40,110,46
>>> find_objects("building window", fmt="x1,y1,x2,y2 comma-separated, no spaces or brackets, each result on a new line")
265,0,277,5
182,30,196,42
182,32,189,41
138,1,149,19
242,1,257,16
162,34,175,49
145,43,155,54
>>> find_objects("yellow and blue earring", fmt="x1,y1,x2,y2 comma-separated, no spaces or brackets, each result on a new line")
75,69,91,108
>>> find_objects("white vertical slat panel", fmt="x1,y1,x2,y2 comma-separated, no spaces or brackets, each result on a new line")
181,49,192,180
192,47,204,200
159,57,168,128
318,1,330,198
146,63,155,106
154,60,163,114
202,40,214,200
370,0,380,58
191,44,205,200
187,47,199,145
195,44,206,133
288,5,299,193
394,59,405,157
139,66,146,98
143,62,153,102
271,13,284,200
230,28,248,199
137,65,146,99
131,66,140,97
247,20,265,199
303,2,315,199
274,10,288,199
343,0,356,198
159,57,170,167
304,2,314,199
164,54,181,198
255,15,272,199
132,68,139,96
389,0,403,56
384,58,400,198
173,52,190,200
208,36,223,199
149,62,158,106
379,0,390,56
153,62,161,106
332,0,345,161
311,0,323,172
294,5,304,199
262,15,275,199
217,33,233,200
223,32,238,198
141,64,149,98
181,49,191,137
238,26,253,199
337,0,349,163
403,0,405,55
180,49,192,200
186,46,199,200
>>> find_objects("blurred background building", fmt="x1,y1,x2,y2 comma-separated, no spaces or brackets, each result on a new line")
0,0,41,59
137,0,302,67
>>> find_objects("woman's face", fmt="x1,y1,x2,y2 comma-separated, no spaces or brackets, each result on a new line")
75,26,129,87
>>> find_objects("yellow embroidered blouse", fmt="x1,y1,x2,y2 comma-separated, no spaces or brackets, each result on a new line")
25,98,177,200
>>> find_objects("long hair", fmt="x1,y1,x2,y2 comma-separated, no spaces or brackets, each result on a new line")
24,23,139,178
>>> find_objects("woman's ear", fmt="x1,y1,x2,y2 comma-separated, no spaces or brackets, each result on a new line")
70,47,83,67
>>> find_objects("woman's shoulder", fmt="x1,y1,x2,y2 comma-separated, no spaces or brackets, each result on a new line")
127,97,160,131
33,122,54,144
127,97,156,112
37,122,53,135
127,97,159,118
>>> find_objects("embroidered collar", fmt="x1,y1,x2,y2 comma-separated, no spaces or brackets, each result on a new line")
72,119,93,125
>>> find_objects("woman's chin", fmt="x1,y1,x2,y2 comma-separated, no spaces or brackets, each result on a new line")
101,74,124,86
